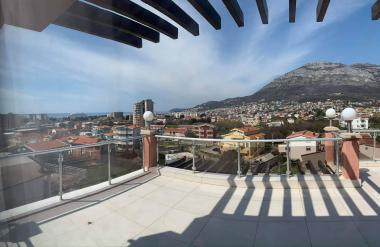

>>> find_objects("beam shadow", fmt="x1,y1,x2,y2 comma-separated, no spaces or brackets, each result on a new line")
2,167,380,247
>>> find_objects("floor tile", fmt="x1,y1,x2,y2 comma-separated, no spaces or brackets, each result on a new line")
127,228,189,247
193,218,257,247
355,221,380,247
146,208,209,244
254,221,311,247
144,187,188,207
308,221,368,247
115,197,171,227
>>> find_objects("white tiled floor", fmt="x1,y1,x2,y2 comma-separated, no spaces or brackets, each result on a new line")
1,167,380,247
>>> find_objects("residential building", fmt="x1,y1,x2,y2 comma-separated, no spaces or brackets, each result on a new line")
109,112,124,119
133,99,154,127
113,125,141,150
164,127,189,137
0,113,18,131
221,127,265,158
267,121,284,127
70,136,101,159
278,130,320,160
192,123,215,138
340,116,369,130
26,140,66,152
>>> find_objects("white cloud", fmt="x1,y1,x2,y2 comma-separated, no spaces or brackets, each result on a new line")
0,0,374,113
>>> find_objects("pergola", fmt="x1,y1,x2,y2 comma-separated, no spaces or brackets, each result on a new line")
1,0,380,48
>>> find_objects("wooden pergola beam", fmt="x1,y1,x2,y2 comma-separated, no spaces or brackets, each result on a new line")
0,0,75,31
222,0,244,27
188,0,221,30
141,0,199,36
256,0,268,24
54,12,142,48
372,0,380,20
316,0,330,22
87,0,178,39
66,1,159,42
289,0,296,23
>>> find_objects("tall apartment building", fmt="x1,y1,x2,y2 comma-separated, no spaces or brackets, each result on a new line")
133,99,154,127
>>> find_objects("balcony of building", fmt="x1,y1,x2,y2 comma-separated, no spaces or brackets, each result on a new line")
1,130,380,247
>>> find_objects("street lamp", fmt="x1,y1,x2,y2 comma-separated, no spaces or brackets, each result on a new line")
341,107,356,133
326,108,336,127
143,111,154,130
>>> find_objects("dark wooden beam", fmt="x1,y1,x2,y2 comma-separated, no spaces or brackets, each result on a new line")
66,1,159,42
256,0,268,24
54,12,142,48
86,0,178,39
372,0,380,20
188,0,221,29
222,0,244,27
141,0,199,36
289,0,296,23
0,0,75,31
0,1,4,28
316,0,330,22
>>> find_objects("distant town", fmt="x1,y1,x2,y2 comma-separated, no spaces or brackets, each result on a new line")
1,99,380,155
1,98,380,209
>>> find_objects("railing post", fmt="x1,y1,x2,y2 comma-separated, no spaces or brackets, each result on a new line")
157,139,160,167
373,133,377,161
335,140,340,175
286,141,291,176
192,141,196,172
237,143,242,177
108,143,111,185
58,152,63,200
141,138,145,170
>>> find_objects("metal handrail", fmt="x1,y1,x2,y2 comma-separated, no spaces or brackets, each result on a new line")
155,135,341,143
352,129,380,133
156,134,343,177
0,137,142,159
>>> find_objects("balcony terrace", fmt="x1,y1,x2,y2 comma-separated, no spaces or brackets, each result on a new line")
1,132,380,247
1,166,380,247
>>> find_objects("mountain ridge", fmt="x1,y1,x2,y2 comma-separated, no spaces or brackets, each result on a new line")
192,61,380,110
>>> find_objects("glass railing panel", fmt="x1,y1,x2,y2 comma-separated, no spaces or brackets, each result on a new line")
157,138,186,167
110,139,143,179
165,139,195,171
194,140,239,175
250,141,287,176
355,131,379,161
0,153,60,211
61,145,108,193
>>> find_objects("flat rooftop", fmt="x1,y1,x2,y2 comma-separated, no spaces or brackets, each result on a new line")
1,166,380,247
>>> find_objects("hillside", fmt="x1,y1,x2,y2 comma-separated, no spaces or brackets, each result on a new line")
194,62,380,110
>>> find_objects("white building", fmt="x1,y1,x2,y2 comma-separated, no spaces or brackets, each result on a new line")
278,131,320,160
340,117,369,130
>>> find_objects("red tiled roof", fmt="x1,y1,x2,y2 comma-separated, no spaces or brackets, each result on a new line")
164,128,187,134
72,136,100,145
27,140,65,151
287,131,319,139
127,124,140,129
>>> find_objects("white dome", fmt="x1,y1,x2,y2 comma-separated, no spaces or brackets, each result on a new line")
143,111,154,122
325,108,336,119
341,108,357,121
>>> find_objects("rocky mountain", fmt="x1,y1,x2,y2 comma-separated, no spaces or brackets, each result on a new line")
194,62,380,110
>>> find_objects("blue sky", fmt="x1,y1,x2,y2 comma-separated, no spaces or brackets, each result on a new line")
0,0,379,114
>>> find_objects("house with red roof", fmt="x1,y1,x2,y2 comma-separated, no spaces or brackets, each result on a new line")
26,140,66,152
279,130,321,160
69,136,101,160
